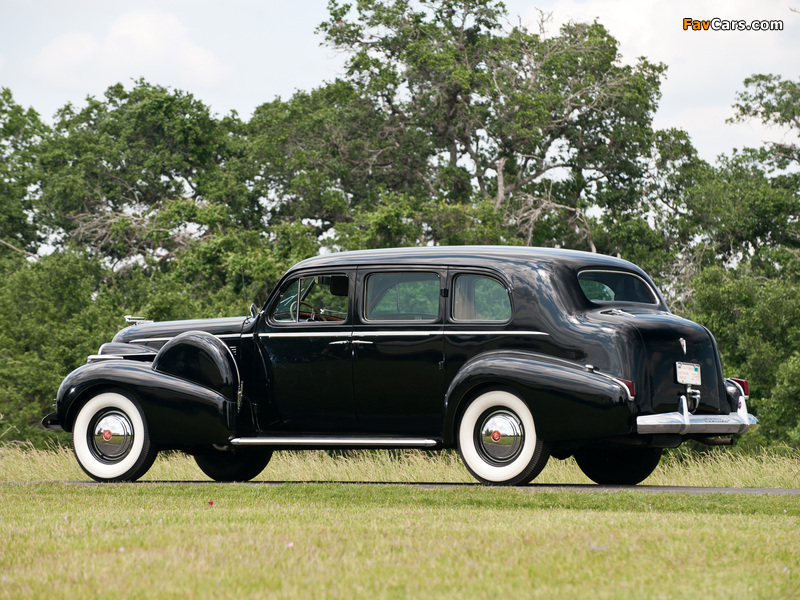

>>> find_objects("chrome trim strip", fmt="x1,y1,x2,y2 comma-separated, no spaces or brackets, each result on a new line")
352,330,442,337
578,268,660,305
443,330,550,337
230,436,439,448
132,330,550,342
128,333,244,343
87,354,127,362
349,330,549,338
258,331,352,339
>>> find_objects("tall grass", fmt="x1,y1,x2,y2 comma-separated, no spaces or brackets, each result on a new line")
2,443,798,488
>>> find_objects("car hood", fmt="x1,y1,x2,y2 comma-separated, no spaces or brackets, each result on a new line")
112,316,248,345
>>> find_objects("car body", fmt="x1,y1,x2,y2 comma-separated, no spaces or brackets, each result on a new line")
43,246,758,485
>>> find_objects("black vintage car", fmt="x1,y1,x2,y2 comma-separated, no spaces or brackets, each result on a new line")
43,246,757,485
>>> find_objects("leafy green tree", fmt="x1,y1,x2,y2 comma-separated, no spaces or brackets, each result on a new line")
0,88,46,258
689,265,800,446
34,81,259,266
680,74,800,445
248,79,435,237
731,74,800,170
318,0,666,247
0,251,145,445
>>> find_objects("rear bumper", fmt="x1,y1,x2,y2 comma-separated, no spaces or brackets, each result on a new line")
636,395,758,436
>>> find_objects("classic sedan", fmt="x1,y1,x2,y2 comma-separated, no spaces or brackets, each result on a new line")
43,246,758,485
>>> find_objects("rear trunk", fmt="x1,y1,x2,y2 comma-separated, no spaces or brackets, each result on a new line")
630,311,729,416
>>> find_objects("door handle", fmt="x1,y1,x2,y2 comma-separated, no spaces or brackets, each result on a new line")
328,340,350,346
351,340,374,346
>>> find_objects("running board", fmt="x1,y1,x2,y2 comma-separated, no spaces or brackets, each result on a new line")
230,436,440,448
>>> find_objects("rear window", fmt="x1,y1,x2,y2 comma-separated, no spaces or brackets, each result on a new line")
578,270,657,304
452,274,511,321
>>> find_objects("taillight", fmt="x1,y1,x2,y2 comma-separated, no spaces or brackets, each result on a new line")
730,378,749,396
617,378,636,399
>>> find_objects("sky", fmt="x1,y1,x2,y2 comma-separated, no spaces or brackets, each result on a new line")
1,0,798,163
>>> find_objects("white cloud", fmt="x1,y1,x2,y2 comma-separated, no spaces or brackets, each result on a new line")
24,8,227,92
24,32,100,87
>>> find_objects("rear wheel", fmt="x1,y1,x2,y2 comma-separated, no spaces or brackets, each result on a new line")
457,390,549,485
72,391,158,482
194,446,273,482
574,447,663,485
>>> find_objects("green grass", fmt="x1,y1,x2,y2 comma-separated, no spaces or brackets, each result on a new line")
0,482,798,599
1,446,799,599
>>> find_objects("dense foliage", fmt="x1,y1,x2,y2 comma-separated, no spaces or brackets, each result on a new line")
0,0,797,447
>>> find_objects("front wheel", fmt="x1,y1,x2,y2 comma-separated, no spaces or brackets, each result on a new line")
574,447,663,485
72,391,158,482
194,446,273,482
457,390,549,485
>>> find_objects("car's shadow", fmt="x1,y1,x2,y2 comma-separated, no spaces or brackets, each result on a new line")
57,480,800,495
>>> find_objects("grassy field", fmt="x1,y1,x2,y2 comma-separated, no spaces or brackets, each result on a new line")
1,445,799,599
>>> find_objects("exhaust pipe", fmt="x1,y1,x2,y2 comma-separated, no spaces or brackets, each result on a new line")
692,436,733,446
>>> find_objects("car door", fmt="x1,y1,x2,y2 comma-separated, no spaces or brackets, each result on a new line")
351,267,446,436
256,271,356,432
443,269,520,378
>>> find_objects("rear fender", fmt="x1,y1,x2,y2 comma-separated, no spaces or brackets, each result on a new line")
443,351,634,444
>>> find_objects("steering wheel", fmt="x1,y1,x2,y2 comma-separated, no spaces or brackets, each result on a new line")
290,300,318,321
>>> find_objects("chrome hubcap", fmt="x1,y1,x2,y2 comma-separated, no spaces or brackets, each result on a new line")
478,410,524,463
91,411,134,461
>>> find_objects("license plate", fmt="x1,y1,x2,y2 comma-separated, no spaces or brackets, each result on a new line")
676,362,701,386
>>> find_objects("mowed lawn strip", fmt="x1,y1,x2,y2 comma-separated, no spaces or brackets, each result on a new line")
0,482,797,600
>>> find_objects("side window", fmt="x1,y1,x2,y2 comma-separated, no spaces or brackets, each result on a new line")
365,272,440,321
271,274,349,323
452,274,511,321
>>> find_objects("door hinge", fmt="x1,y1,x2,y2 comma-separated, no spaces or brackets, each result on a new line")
237,381,244,413
438,360,446,371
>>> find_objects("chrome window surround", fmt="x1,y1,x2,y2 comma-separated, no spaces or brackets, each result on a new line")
577,269,659,305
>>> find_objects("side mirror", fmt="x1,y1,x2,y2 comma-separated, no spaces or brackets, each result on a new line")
249,303,258,318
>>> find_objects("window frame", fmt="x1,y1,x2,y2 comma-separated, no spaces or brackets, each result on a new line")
361,269,444,324
449,272,513,324
577,269,659,305
267,271,352,326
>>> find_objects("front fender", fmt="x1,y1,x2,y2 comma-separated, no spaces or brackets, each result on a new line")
443,351,634,444
56,361,236,447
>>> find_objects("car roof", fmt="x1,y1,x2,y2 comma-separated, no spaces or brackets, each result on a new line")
289,246,648,275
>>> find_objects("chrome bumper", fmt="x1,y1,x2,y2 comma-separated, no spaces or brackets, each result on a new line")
636,394,759,436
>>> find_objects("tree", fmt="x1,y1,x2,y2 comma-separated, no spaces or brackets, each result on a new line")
248,79,435,237
0,88,45,258
731,74,800,169
0,251,141,445
318,0,666,248
34,81,259,267
680,74,800,445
